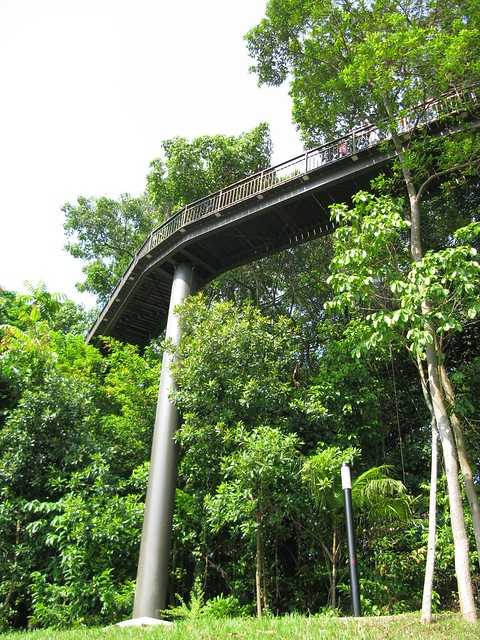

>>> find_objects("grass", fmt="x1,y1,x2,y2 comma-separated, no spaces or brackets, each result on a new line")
1,613,480,640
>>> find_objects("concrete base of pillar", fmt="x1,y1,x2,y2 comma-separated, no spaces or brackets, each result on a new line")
116,616,173,628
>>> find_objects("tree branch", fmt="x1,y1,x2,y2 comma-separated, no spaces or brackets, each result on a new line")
416,158,480,203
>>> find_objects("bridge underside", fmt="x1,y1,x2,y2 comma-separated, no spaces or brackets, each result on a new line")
88,148,392,347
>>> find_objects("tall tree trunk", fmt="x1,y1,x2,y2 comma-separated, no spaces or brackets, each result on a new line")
418,356,438,624
320,541,334,608
255,514,264,618
388,130,424,261
262,535,268,613
331,528,338,609
421,420,438,624
389,126,477,623
439,363,480,565
4,519,21,612
275,540,280,603
425,339,477,622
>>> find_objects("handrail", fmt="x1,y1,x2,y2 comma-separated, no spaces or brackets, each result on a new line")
103,85,480,307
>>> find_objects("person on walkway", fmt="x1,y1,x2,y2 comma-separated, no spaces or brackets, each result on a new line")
338,140,349,157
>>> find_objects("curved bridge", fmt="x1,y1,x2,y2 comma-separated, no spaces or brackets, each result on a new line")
87,86,478,347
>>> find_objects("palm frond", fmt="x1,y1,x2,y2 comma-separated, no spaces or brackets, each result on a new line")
352,465,412,522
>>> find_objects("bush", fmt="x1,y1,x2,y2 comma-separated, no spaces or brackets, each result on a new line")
164,578,250,620
203,594,251,618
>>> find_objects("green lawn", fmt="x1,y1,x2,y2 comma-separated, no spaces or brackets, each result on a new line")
2,613,479,640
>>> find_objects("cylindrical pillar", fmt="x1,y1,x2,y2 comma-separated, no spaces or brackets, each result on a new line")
133,263,194,619
341,463,361,617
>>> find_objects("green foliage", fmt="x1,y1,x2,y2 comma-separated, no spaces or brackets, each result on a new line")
63,195,158,302
205,426,302,615
206,426,302,538
28,471,143,628
0,285,91,336
327,192,480,359
146,124,271,211
163,578,249,620
352,466,413,523
163,577,207,620
174,295,299,425
301,445,413,602
302,446,359,516
0,251,477,629
246,0,480,144
202,594,251,619
0,291,158,629
173,295,301,505
292,319,396,461
64,125,271,303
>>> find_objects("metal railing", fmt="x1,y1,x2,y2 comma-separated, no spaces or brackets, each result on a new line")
105,85,479,307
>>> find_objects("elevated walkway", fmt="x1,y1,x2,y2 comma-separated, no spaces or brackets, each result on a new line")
87,87,479,347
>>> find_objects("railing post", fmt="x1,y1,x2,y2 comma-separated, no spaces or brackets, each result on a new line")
132,263,195,622
259,170,265,191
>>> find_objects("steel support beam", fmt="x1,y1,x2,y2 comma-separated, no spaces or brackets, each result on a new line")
133,262,194,619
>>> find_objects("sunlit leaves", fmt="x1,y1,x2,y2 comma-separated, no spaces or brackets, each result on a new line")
205,426,302,539
173,295,300,425
326,193,480,358
63,195,158,303
246,0,480,144
146,124,272,212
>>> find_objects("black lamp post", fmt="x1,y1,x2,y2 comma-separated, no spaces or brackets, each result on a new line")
341,463,361,616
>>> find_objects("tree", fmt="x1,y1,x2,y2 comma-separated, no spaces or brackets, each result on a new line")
64,124,272,304
170,295,302,603
247,0,480,620
173,295,301,496
0,285,90,336
146,123,272,212
205,426,302,617
206,237,333,367
0,291,160,628
326,192,480,618
246,0,480,144
302,446,412,609
63,194,158,303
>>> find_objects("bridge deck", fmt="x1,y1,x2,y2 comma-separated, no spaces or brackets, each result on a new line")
86,87,478,347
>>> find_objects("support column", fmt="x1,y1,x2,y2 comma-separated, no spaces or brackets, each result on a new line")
133,263,194,620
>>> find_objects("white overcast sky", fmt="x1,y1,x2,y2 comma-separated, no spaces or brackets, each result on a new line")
0,0,303,307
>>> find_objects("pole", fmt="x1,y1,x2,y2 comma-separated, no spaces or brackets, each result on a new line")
341,463,361,616
133,263,194,620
